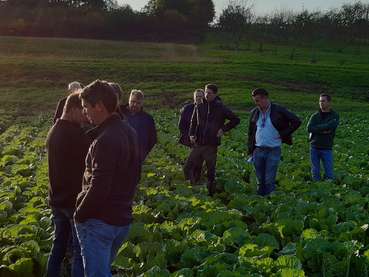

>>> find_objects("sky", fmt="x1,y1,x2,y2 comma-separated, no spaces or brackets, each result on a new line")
119,0,353,17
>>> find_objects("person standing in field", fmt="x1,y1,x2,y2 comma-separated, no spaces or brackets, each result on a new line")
109,82,125,117
189,84,240,196
46,92,90,277
53,81,83,123
179,89,205,183
307,93,339,181
247,88,301,196
74,80,141,277
119,89,157,162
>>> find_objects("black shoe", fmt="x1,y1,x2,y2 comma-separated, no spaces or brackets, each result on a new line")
207,182,216,196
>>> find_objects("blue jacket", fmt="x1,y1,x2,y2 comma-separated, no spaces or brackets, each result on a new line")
178,102,195,147
120,105,157,162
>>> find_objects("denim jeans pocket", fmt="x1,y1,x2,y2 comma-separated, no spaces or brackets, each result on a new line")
87,219,115,242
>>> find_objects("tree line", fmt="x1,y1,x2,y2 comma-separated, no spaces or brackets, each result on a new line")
0,0,215,41
0,0,368,43
218,0,369,48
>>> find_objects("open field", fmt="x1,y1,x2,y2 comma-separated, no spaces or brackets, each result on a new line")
0,36,369,276
0,36,368,120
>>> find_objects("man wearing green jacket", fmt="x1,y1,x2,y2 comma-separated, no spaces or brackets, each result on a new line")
307,94,339,181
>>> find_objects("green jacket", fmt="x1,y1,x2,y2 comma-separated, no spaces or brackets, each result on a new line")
307,110,339,149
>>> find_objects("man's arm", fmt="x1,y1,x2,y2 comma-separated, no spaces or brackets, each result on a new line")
314,117,339,132
307,113,339,134
222,105,240,132
307,113,318,133
247,114,255,155
74,137,118,222
278,107,301,137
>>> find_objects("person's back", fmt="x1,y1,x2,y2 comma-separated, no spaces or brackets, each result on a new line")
47,120,89,209
178,102,195,146
46,92,89,277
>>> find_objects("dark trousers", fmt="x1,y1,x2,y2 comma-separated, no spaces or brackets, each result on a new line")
183,158,202,184
46,207,84,277
186,145,217,193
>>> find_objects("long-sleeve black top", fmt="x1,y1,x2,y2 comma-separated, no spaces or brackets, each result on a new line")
189,99,240,146
74,114,141,226
46,119,90,210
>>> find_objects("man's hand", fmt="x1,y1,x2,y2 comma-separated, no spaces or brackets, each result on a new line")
246,155,254,164
217,129,224,138
190,136,196,144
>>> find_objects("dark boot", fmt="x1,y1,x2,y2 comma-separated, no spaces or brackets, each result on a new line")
207,182,216,196
193,166,202,183
257,183,267,196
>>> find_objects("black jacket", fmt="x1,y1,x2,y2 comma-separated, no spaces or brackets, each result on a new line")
53,97,67,124
74,114,141,226
307,110,339,149
119,105,157,162
178,102,195,147
247,103,301,155
189,99,240,146
46,119,90,210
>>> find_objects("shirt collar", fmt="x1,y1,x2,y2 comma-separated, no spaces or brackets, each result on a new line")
258,103,271,114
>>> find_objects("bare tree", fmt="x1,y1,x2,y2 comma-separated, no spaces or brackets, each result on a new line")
217,0,254,49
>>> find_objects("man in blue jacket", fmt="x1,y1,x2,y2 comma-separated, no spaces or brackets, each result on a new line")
120,90,157,162
247,88,301,196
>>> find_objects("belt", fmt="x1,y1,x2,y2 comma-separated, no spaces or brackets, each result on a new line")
255,146,280,150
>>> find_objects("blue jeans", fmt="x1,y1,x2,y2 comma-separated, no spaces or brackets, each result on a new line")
253,146,281,196
46,207,84,277
310,147,334,181
75,219,130,277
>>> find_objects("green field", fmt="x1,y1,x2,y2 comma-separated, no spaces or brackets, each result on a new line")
0,36,369,276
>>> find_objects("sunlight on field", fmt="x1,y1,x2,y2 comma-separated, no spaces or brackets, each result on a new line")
0,35,368,276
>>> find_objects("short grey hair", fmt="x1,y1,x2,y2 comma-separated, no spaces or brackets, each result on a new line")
68,81,83,93
193,89,204,96
130,89,144,100
109,82,123,100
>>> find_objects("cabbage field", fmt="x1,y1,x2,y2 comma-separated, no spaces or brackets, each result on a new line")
0,110,369,276
0,36,369,276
